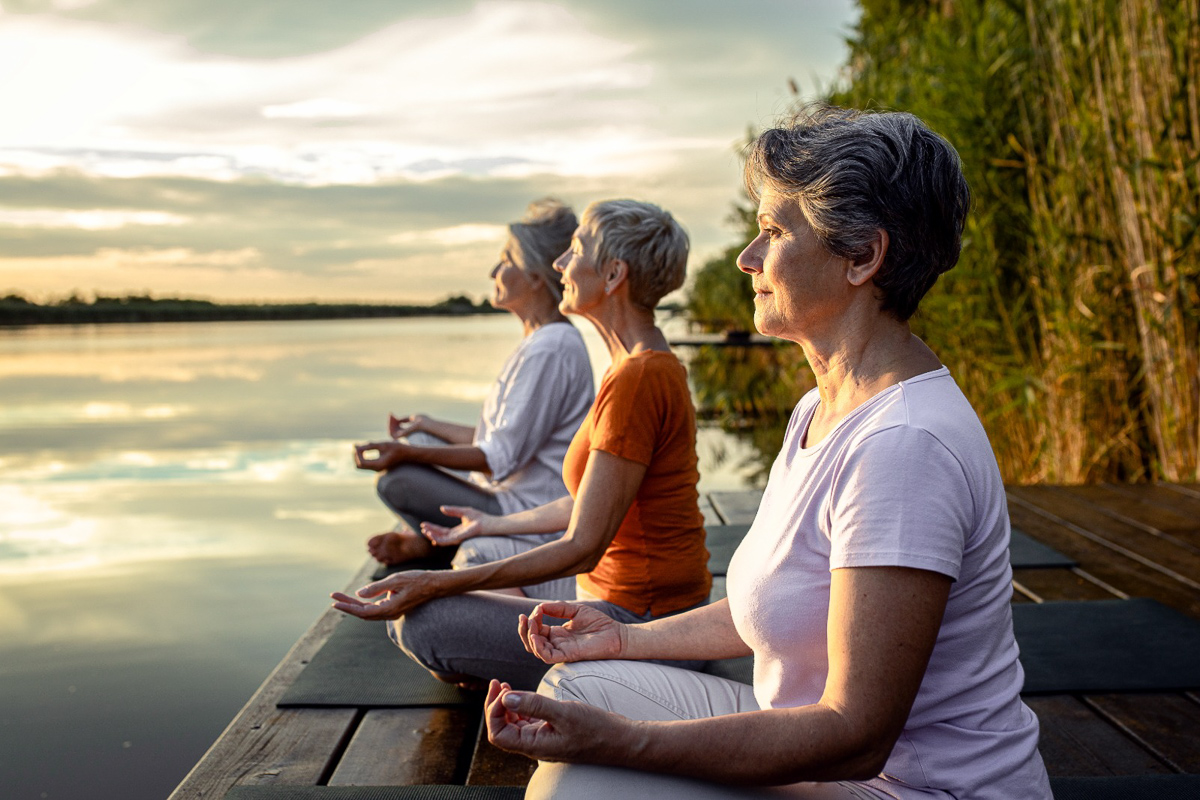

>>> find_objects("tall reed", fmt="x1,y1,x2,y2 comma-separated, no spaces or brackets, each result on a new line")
687,0,1200,484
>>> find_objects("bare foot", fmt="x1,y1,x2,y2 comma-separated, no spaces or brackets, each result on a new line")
366,530,434,565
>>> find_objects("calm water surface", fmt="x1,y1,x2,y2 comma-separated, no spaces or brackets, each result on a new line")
0,315,758,800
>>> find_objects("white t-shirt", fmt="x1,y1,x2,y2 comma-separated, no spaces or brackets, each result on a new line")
726,367,1051,800
472,321,594,514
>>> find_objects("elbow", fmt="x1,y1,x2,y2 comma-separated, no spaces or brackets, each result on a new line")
836,730,902,781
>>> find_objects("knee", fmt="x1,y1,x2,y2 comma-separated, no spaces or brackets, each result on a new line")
538,662,604,704
390,604,440,671
375,464,423,509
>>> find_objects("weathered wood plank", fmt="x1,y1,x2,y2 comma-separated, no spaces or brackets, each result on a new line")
1013,486,1200,591
1065,484,1200,553
466,722,537,786
1025,696,1173,776
1084,694,1200,773
1011,568,1120,603
708,490,762,525
329,708,470,786
1006,494,1200,618
169,560,378,798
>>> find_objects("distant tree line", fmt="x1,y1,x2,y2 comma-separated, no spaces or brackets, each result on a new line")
687,0,1200,484
0,293,504,326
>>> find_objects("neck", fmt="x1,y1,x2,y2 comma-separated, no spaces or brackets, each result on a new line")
799,313,938,417
581,297,665,361
516,293,568,335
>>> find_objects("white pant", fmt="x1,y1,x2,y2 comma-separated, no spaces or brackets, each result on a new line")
528,660,881,800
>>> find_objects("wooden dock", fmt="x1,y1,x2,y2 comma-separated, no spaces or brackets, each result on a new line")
170,484,1200,798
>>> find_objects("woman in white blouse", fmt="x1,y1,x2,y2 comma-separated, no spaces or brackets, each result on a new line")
483,108,1053,799
352,199,593,597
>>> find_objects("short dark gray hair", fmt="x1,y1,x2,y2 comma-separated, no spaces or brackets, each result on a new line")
745,105,971,320
509,198,577,303
580,199,689,310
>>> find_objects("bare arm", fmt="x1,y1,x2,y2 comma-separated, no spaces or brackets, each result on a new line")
489,566,951,784
519,598,751,665
333,449,645,619
353,440,490,473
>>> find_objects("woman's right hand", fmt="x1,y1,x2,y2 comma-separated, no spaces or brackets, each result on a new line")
389,413,429,439
518,601,627,665
420,504,495,546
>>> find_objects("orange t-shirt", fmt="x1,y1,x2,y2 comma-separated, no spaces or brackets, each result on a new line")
563,350,711,615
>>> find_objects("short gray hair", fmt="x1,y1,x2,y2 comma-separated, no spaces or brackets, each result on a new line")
509,198,577,303
579,199,689,310
745,105,971,320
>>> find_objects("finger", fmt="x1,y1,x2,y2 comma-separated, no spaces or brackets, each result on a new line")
532,601,584,621
518,614,536,655
439,504,473,519
356,578,392,598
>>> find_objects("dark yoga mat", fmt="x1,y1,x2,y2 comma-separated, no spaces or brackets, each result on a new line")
706,524,750,576
277,615,472,708
226,787,525,800
1050,775,1200,800
704,598,1200,693
1014,598,1200,694
1010,527,1077,569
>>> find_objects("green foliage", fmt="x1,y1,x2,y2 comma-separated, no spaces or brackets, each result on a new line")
686,0,1200,484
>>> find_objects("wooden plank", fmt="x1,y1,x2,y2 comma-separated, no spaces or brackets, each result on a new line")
707,490,762,525
1025,696,1173,776
698,494,722,526
1013,486,1200,591
1084,694,1200,773
1006,493,1200,618
169,560,378,798
466,722,537,786
1011,568,1120,603
1066,484,1200,552
329,708,470,786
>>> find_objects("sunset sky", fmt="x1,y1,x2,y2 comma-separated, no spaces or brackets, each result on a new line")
0,0,856,303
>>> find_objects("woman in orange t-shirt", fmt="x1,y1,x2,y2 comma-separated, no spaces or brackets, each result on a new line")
332,199,711,689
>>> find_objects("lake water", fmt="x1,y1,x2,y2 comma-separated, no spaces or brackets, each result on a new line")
0,315,760,800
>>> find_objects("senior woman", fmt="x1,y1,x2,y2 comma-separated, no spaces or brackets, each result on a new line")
352,199,593,591
484,107,1052,800
333,199,712,690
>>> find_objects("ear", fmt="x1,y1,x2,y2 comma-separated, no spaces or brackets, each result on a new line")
602,259,630,295
846,229,888,287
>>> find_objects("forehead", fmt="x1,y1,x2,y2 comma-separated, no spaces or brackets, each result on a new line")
757,186,807,226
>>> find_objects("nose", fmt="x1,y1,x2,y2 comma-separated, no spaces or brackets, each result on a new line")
736,233,765,274
552,250,569,273
489,262,501,279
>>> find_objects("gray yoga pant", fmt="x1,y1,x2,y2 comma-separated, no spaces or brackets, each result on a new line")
375,461,504,532
390,593,706,691
527,660,880,799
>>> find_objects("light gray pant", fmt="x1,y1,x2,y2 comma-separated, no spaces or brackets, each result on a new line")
529,660,882,799
390,593,706,691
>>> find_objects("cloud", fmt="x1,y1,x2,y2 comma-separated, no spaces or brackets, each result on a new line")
0,1,856,301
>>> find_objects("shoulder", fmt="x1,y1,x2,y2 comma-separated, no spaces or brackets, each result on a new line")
520,322,588,358
604,351,686,392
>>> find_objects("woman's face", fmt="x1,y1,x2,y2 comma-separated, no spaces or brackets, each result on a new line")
737,187,848,341
552,226,605,317
489,238,541,312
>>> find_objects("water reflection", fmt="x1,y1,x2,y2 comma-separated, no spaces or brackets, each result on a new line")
0,315,759,799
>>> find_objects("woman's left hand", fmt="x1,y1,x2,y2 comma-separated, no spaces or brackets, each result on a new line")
484,679,634,764
330,570,437,620
353,440,406,471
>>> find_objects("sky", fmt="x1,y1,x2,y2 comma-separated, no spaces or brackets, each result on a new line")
0,0,858,304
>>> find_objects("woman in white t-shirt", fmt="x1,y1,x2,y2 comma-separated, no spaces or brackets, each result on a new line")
352,199,593,596
482,108,1053,799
